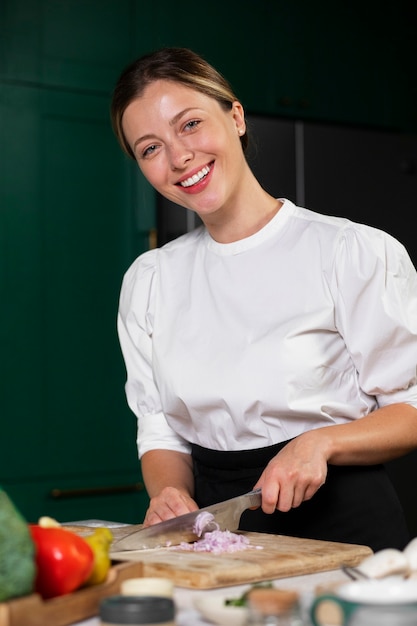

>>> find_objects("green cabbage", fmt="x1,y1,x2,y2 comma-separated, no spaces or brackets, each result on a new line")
0,488,35,602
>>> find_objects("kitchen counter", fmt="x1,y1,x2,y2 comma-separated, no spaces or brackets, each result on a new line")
69,568,350,625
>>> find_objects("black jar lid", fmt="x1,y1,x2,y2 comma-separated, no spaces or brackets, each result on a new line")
100,595,175,624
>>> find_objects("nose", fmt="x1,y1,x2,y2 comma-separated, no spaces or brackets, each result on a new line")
166,138,193,170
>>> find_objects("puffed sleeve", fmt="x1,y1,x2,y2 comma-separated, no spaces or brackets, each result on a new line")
117,250,191,458
329,223,417,408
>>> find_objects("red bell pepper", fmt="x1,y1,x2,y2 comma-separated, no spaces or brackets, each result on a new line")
29,525,94,599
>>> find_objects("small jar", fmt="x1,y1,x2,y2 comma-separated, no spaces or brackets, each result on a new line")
120,577,174,599
246,588,302,626
99,595,175,626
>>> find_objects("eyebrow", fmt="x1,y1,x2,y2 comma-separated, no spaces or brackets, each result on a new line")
133,134,155,152
169,107,197,126
132,107,200,152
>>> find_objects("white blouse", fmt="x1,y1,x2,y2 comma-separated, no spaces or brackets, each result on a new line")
117,199,417,458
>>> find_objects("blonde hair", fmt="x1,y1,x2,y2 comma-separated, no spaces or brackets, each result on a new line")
111,47,248,159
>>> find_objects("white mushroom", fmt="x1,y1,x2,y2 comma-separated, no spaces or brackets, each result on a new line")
357,548,409,578
403,537,417,575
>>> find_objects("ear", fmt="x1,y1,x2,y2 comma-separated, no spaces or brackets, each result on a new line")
231,101,246,136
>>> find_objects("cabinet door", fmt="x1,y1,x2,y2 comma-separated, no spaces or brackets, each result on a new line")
0,84,149,523
0,0,139,91
245,115,297,201
302,121,417,266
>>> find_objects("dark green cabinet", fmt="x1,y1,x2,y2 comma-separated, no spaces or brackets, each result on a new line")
1,0,156,524
0,84,150,524
1,0,137,90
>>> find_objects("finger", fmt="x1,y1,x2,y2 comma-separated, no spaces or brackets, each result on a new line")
291,484,308,508
291,475,325,509
275,487,295,513
260,483,280,514
143,510,163,527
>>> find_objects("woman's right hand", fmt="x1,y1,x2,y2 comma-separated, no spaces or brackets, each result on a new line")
143,485,199,527
141,449,198,526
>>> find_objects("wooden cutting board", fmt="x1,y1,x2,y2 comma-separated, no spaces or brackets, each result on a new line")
110,532,373,589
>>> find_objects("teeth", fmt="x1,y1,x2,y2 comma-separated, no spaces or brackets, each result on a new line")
180,165,210,188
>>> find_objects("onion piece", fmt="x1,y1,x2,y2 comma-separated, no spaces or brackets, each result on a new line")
174,529,263,554
193,511,218,537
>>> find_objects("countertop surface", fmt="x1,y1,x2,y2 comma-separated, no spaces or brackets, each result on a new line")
69,568,349,625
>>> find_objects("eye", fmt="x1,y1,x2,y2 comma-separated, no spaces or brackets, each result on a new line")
183,119,201,132
142,144,158,158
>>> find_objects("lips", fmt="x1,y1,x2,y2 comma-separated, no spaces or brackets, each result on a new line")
178,163,212,189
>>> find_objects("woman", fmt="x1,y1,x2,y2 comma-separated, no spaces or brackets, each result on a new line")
111,47,417,551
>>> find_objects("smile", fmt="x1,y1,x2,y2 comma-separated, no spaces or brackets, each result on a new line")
179,165,211,188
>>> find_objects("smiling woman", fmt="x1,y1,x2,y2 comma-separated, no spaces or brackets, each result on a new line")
118,79,251,224
110,47,417,554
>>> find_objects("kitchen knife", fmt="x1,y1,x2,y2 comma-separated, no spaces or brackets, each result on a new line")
110,488,262,551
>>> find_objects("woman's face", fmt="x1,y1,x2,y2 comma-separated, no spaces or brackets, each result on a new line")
121,79,247,217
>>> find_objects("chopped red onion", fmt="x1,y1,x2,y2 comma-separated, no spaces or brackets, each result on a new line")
192,511,218,537
174,529,263,554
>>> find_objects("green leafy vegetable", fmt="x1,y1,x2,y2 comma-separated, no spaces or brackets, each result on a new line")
225,581,274,606
0,488,36,601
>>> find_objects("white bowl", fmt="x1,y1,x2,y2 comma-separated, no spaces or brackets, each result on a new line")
194,594,248,626
339,578,417,604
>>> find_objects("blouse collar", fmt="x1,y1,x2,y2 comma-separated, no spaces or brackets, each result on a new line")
205,198,293,256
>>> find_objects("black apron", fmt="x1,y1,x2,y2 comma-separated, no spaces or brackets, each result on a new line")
191,440,410,553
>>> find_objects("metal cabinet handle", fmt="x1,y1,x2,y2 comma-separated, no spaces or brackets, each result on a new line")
50,482,144,499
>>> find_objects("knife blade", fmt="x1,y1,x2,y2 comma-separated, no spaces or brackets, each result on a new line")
110,488,262,551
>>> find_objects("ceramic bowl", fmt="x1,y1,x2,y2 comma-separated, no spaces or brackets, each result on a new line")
194,594,248,626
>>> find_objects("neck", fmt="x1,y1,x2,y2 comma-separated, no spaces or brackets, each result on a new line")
202,189,282,244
